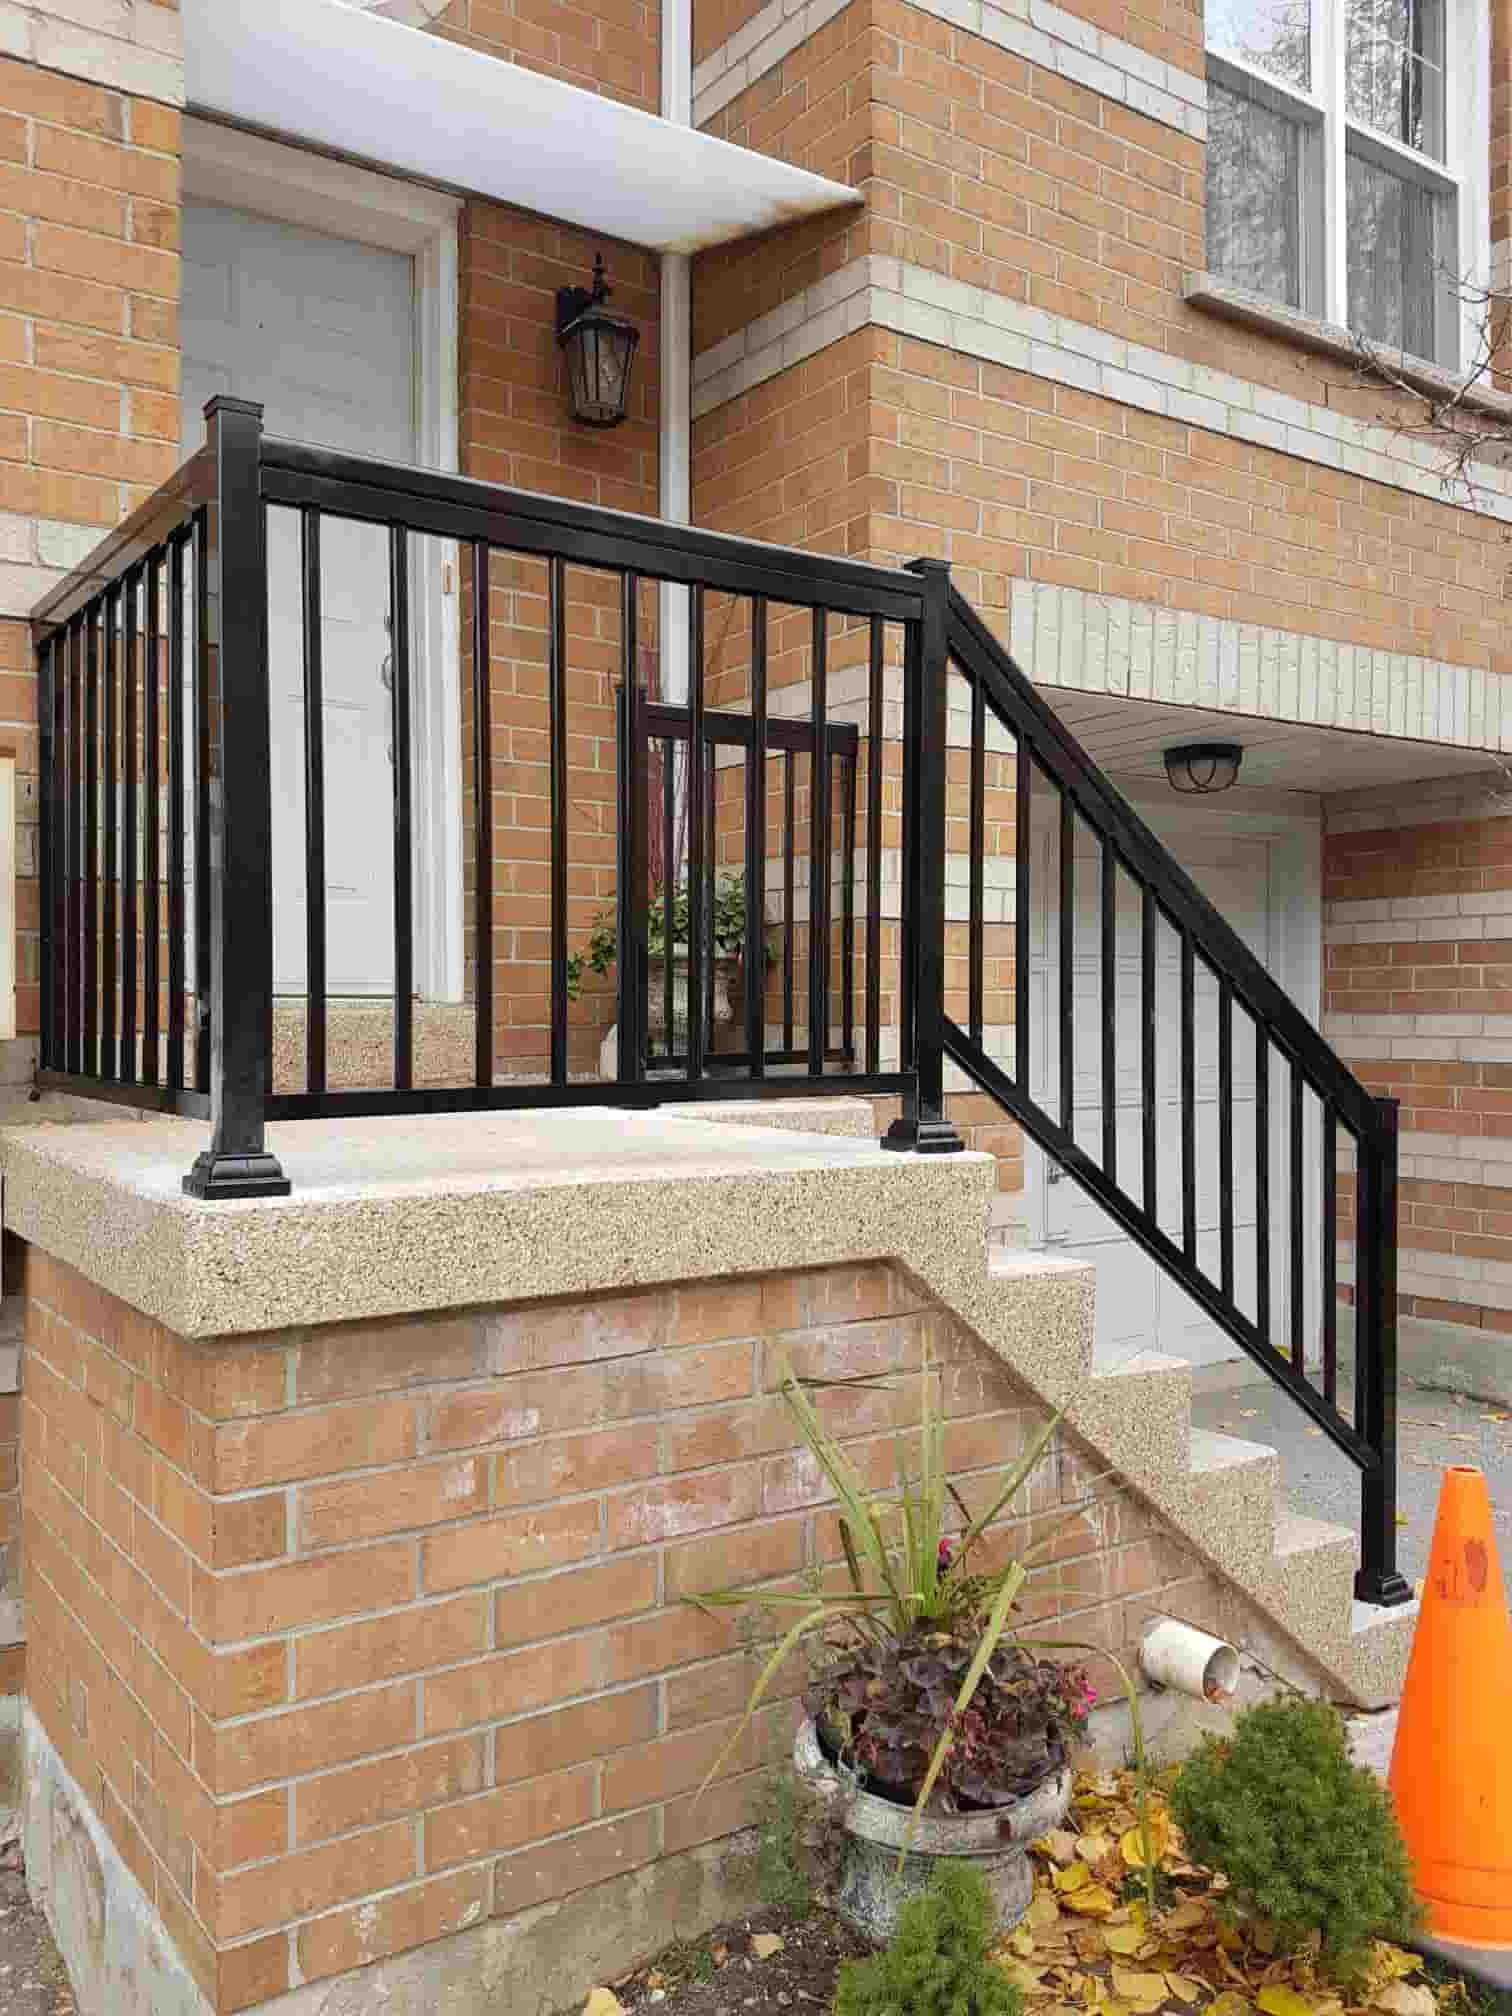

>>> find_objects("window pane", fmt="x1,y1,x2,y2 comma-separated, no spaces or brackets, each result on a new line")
1206,0,1310,90
1345,0,1445,158
1207,80,1304,308
1345,147,1448,360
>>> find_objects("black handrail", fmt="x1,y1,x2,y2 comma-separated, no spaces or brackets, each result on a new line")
28,405,1407,1605
940,588,1411,1609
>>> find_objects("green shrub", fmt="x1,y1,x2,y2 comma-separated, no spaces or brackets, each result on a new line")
1170,1696,1418,1975
833,1863,1023,2016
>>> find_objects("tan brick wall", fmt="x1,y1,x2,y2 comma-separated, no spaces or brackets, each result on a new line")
23,1245,1257,2010
433,0,661,112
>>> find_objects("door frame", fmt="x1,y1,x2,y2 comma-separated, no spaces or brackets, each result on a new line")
181,118,466,1003
1020,780,1324,1362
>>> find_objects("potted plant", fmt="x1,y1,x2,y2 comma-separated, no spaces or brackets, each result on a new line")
568,874,748,1068
687,1356,1105,1941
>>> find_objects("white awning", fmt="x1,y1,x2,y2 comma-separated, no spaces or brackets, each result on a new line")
183,0,860,254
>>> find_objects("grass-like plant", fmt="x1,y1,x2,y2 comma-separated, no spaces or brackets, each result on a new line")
1170,1696,1419,1976
833,1861,1024,2016
687,1348,1154,1879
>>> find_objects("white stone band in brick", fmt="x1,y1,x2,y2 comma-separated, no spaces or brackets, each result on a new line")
0,514,124,621
692,0,1206,136
1011,581,1512,755
0,0,184,105
691,255,1512,527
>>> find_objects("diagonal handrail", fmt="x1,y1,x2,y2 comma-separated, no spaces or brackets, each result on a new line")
940,589,1410,1606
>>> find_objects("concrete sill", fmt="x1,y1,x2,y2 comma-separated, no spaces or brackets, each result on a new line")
1181,271,1512,427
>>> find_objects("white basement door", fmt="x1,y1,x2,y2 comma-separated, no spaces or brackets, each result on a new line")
180,199,417,995
1023,810,1308,1372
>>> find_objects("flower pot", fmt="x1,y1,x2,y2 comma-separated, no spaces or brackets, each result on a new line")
646,948,739,1042
793,1717,1073,1943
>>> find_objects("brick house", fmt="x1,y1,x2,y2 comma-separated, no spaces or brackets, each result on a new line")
0,0,1504,2007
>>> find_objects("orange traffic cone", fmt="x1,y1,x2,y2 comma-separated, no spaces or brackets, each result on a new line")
1388,1465,1512,1950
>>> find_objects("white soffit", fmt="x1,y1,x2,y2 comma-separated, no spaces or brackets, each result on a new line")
183,0,860,255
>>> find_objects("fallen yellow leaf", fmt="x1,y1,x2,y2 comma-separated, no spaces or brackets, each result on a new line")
1120,1811,1173,1868
1257,1986,1315,2016
1056,1863,1092,1893
1062,1884,1118,1919
1029,1893,1063,1932
1163,1900,1210,1932
1165,1976,1203,2004
1371,1985,1436,2016
1112,1969,1170,2006
1209,1995,1254,2016
1104,1926,1151,1956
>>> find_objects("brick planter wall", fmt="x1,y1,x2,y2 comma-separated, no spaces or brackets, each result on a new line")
17,1242,1257,2014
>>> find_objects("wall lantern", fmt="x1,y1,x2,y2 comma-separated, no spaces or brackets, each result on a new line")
555,254,640,428
1164,742,1243,795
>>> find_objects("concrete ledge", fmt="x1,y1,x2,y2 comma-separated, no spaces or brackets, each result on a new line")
0,1109,999,1338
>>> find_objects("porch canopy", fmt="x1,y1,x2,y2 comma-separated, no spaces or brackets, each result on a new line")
183,0,861,255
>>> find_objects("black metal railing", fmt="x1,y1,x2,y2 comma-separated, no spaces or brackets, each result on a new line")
942,590,1410,1608
31,398,932,1188
29,398,1407,1604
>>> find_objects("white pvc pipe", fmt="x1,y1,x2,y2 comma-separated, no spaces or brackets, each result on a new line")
1140,1618,1241,1703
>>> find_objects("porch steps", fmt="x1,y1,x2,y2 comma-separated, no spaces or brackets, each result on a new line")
975,1243,1415,1707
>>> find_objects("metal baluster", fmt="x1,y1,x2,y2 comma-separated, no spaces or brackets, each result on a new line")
969,672,985,1048
1290,1057,1305,1366
808,606,830,1075
389,524,413,1092
782,750,795,1054
1100,833,1116,1181
472,543,493,1089
616,572,647,1086
1058,790,1074,1137
1015,738,1030,1094
1354,1097,1411,1605
101,586,119,1081
166,531,186,1091
141,555,159,1088
38,636,57,1073
302,510,327,1096
83,606,99,1078
686,586,706,1084
840,741,856,1064
865,616,883,1078
1181,931,1196,1265
549,555,568,1087
1322,1108,1338,1407
1256,1023,1271,1343
661,734,675,1063
1140,884,1156,1221
192,508,211,1096
65,619,81,1077
1218,976,1233,1299
744,595,767,1077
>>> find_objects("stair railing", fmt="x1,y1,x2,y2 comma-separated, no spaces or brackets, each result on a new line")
923,586,1410,1608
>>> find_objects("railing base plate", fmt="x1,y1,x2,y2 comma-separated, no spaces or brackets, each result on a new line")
880,1116,965,1155
183,1150,292,1201
1354,1567,1415,1608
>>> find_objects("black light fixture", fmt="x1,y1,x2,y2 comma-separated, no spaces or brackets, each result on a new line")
1164,742,1244,795
555,253,640,428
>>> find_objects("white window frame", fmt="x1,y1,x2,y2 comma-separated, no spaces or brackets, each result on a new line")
1206,0,1490,372
180,118,466,1004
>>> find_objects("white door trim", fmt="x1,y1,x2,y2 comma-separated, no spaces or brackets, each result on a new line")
181,120,465,1002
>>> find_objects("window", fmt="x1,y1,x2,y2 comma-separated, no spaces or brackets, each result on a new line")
1204,0,1472,368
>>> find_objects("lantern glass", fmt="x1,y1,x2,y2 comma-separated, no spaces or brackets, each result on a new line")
562,309,640,427
1164,743,1244,795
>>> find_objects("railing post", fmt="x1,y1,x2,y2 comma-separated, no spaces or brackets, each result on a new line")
182,397,290,1200
1354,1094,1411,1606
883,557,963,1155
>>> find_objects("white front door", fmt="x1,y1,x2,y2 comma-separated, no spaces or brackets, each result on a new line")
1023,805,1315,1372
180,200,417,995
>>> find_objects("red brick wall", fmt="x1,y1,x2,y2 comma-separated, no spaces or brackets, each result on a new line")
22,1245,1242,2010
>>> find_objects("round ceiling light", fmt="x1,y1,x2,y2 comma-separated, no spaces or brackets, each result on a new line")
1164,742,1244,795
